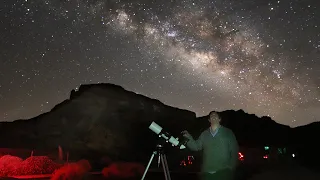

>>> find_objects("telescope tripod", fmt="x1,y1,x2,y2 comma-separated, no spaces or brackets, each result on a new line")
141,144,171,180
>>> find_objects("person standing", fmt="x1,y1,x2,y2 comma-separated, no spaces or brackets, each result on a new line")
182,111,239,180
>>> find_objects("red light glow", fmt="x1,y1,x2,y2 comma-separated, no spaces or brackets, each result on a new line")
51,159,91,180
238,152,244,161
180,156,194,166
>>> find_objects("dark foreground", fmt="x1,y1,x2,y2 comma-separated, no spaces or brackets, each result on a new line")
2,172,198,180
3,168,320,180
2,163,320,180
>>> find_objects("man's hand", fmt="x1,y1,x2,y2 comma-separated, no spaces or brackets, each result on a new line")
181,130,193,140
182,130,203,151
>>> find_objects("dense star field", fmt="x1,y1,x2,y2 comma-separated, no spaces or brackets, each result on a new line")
0,0,319,127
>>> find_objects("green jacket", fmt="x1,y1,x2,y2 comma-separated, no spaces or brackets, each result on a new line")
186,126,239,173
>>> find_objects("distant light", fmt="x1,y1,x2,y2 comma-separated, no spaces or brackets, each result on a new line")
187,156,194,161
263,155,269,159
264,146,270,150
292,154,295,158
180,155,195,167
238,152,244,161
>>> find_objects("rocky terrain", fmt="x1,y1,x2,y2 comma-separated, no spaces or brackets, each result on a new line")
0,83,196,162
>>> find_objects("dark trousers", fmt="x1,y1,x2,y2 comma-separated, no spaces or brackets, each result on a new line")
200,169,234,180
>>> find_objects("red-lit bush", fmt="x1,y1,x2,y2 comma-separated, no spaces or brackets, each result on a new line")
19,156,61,175
76,159,91,172
50,159,91,180
102,162,145,179
0,155,23,177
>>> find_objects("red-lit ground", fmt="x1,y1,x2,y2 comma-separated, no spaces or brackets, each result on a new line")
2,168,320,180
0,154,147,180
7,169,320,180
1,154,320,180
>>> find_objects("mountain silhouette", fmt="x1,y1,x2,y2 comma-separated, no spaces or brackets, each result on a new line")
0,83,318,168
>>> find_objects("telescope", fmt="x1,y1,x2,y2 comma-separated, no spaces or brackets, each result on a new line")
142,121,187,180
149,121,186,149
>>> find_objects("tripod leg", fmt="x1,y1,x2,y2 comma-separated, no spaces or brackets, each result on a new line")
163,154,172,180
160,155,169,180
158,154,161,167
141,152,156,180
160,154,172,180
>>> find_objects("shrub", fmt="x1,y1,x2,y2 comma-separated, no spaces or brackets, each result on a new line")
50,159,91,180
19,156,61,175
0,155,23,177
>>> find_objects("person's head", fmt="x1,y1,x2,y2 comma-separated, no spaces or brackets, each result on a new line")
208,111,221,126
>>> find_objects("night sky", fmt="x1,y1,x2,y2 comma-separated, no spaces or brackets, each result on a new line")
0,0,319,127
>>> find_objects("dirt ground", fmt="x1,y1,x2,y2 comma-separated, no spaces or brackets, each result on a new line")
3,165,320,180
248,166,320,180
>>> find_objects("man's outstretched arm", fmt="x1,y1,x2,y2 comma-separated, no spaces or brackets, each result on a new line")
186,132,204,151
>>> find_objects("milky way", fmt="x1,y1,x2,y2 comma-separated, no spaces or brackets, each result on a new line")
0,0,319,127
